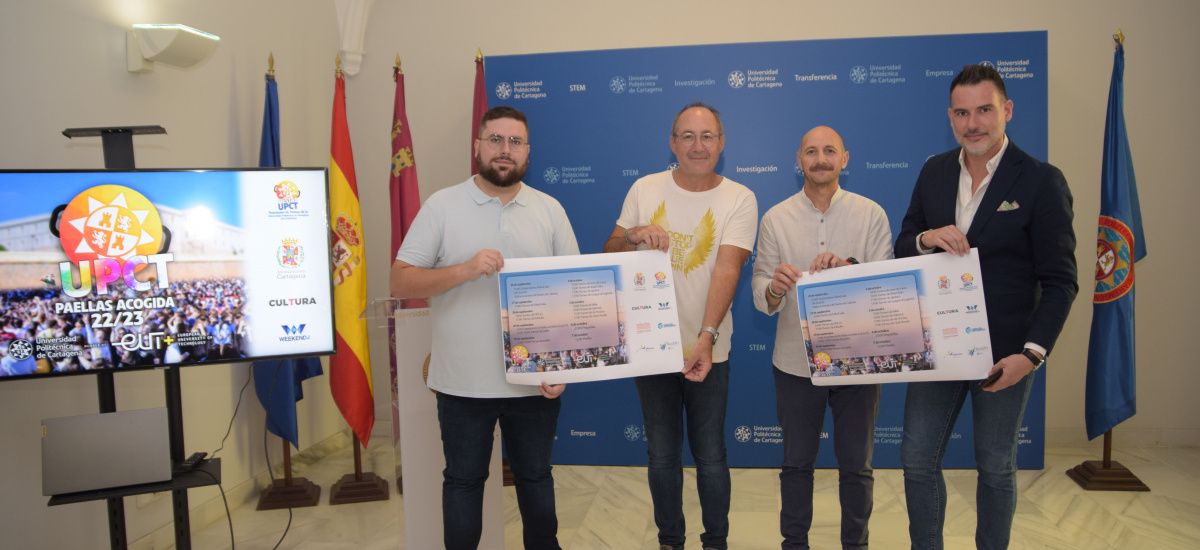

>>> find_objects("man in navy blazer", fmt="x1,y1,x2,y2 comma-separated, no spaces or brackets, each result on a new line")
894,64,1078,550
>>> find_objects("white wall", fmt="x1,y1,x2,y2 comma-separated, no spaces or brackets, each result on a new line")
2,0,1198,545
0,1,353,547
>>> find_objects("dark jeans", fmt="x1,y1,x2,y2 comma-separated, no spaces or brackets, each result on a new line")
436,392,562,550
774,367,880,549
634,360,731,550
901,375,1034,550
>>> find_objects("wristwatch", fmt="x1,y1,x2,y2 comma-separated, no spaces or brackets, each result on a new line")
698,326,719,341
1021,348,1045,371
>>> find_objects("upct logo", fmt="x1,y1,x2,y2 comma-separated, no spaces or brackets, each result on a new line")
727,71,746,88
7,339,33,360
960,272,977,290
274,180,301,209
494,82,512,100
52,184,173,298
57,185,164,271
280,324,310,341
609,76,627,94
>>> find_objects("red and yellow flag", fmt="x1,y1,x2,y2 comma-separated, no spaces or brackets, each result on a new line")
391,56,426,309
471,49,488,175
329,61,374,447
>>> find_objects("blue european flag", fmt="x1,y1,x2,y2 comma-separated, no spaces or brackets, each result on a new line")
251,65,324,449
258,72,280,167
1084,39,1146,440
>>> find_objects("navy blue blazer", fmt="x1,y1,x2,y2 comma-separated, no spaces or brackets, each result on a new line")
895,141,1078,362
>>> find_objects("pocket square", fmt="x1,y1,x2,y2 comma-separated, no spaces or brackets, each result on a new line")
997,200,1020,211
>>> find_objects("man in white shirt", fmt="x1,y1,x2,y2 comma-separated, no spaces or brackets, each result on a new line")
603,102,758,550
752,126,893,550
391,106,579,550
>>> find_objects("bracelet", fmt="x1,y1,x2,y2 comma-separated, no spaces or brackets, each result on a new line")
623,227,636,246
767,284,786,299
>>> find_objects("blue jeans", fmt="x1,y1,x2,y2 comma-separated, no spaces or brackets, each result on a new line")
774,367,879,549
634,360,731,550
436,392,562,550
900,375,1034,550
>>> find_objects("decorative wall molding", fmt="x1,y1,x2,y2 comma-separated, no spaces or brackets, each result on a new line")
334,0,375,75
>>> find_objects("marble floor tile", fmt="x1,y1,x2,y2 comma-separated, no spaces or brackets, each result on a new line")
190,444,1200,549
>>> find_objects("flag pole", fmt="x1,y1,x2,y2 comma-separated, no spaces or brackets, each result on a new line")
1066,30,1148,492
328,53,390,504
255,55,322,510
470,48,514,487
471,48,487,176
392,53,404,495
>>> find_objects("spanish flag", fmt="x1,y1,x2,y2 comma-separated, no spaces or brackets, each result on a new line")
329,60,374,447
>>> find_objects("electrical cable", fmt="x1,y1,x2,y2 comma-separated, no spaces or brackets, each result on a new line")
209,366,253,459
195,467,235,550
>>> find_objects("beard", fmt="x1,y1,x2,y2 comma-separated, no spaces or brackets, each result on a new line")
957,130,1000,157
476,152,528,188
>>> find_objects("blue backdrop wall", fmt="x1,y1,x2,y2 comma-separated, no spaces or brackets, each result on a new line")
486,31,1048,469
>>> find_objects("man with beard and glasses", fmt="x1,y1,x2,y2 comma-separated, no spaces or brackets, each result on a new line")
603,102,758,550
752,126,892,550
391,105,579,550
895,64,1077,550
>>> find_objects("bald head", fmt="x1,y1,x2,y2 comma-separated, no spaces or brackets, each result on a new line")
797,126,849,188
800,126,845,152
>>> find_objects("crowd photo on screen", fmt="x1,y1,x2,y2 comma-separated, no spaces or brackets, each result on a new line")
0,277,249,376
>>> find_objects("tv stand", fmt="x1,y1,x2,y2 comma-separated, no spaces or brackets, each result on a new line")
46,367,214,550
47,125,216,549
47,458,221,507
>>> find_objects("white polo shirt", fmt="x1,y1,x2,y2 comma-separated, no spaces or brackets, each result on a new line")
396,178,579,398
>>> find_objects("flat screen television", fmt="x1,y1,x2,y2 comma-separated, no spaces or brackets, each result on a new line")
0,168,335,380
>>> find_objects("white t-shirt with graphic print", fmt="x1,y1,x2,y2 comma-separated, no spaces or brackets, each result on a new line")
615,170,758,363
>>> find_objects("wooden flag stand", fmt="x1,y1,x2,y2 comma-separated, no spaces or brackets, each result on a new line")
257,438,321,510
1068,31,1148,494
1066,430,1149,491
330,433,390,504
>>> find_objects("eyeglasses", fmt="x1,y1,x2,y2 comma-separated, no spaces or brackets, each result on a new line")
480,134,528,151
672,132,722,147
